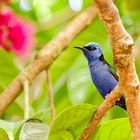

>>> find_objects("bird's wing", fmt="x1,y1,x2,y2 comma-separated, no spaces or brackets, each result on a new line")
107,64,119,81
106,62,126,110
99,54,119,81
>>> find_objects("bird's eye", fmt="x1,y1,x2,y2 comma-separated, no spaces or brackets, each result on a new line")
89,46,96,51
84,46,96,51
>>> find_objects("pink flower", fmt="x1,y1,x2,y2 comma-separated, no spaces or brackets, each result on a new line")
0,9,35,60
2,0,11,3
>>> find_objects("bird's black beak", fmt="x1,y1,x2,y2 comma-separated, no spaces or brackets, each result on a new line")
74,46,84,50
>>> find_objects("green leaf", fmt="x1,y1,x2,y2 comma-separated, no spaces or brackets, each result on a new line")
59,130,73,140
91,118,132,140
0,128,10,140
49,104,96,140
19,119,49,140
0,119,25,140
0,118,49,140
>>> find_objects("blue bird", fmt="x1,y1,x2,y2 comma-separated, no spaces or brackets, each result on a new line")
74,42,126,110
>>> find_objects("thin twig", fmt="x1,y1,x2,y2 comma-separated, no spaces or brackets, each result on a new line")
46,70,55,121
81,86,121,140
0,5,98,115
23,78,30,119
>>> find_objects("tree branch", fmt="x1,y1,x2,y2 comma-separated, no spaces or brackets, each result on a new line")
81,86,121,140
0,5,98,115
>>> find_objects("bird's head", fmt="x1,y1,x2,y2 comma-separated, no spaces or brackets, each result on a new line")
74,42,103,62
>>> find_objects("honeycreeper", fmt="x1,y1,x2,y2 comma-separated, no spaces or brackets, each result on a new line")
74,42,126,110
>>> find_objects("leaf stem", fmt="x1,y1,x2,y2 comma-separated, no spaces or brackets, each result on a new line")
46,70,56,121
23,78,30,119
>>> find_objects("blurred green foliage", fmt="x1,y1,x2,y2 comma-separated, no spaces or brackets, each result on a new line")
0,0,140,139
91,118,132,140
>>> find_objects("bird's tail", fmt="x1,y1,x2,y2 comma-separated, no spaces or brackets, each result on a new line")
116,96,126,110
